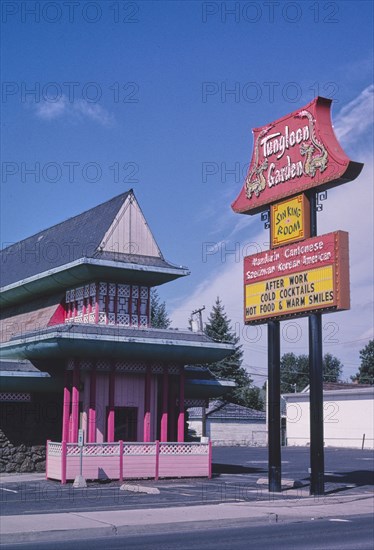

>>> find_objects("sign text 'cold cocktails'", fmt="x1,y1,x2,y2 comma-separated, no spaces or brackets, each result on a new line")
244,231,349,324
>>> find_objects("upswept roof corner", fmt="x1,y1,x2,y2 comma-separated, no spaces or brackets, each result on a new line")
1,190,189,303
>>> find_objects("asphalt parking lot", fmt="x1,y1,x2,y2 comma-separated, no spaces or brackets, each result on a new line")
1,446,373,516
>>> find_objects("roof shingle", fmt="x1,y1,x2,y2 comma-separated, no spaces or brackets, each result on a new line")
1,192,130,287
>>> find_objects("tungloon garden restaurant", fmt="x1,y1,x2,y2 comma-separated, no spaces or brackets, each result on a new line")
0,191,235,482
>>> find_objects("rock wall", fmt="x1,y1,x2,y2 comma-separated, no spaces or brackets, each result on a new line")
0,392,62,472
0,429,45,473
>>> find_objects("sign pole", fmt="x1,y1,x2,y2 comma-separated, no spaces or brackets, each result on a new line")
309,192,325,495
233,97,362,498
268,319,281,493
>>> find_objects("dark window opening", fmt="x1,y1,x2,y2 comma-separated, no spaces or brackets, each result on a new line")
107,406,138,441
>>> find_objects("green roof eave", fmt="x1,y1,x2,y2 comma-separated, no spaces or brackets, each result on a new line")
0,330,235,364
0,372,64,392
185,379,236,399
0,370,50,378
0,257,189,307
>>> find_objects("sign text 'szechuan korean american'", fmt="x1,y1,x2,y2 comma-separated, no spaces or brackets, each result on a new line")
244,231,349,324
232,97,363,215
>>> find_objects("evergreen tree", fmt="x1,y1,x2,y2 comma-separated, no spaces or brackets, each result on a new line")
150,288,171,329
351,339,374,384
203,297,263,410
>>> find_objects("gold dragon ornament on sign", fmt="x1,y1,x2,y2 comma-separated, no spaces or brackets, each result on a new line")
297,110,328,177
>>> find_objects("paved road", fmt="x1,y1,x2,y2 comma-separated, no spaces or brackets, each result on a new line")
2,514,373,549
213,445,374,485
1,447,373,516
1,444,373,549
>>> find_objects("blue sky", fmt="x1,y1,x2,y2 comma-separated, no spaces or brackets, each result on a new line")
1,0,373,385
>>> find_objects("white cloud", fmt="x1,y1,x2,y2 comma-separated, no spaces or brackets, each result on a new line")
170,86,374,385
35,98,67,120
333,84,374,146
34,96,114,127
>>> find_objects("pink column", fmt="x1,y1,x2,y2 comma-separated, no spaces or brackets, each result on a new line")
177,367,185,442
107,370,115,442
71,365,80,443
62,371,71,442
143,366,151,442
169,378,177,441
160,367,168,442
88,369,97,443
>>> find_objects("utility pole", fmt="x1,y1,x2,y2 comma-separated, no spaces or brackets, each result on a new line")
191,306,205,332
191,306,206,439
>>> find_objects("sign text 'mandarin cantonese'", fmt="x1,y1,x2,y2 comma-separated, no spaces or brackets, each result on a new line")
244,231,350,324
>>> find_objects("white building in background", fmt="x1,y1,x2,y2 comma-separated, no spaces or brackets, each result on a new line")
283,383,374,450
188,400,266,446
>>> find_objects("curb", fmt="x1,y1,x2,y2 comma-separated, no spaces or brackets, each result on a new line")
0,513,276,545
0,514,291,545
1,525,117,545
2,496,373,544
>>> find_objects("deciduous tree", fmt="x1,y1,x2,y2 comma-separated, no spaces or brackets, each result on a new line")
351,339,374,385
280,352,343,393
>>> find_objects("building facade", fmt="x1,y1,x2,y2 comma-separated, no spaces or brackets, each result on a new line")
0,191,235,480
283,383,374,449
188,400,266,446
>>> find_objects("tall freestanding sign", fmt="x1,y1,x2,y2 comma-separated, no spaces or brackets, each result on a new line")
232,97,363,495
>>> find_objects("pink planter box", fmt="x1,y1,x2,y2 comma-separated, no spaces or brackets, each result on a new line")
46,440,212,483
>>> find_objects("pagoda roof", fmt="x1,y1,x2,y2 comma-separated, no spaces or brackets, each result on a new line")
0,359,62,392
0,324,236,364
1,191,188,306
0,360,235,398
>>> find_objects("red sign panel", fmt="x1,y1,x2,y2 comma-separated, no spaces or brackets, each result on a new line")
232,97,363,215
244,231,350,324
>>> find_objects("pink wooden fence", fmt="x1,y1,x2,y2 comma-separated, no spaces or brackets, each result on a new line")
46,440,212,484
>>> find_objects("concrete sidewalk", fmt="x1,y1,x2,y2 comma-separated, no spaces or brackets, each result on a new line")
1,472,46,483
1,493,373,544
1,470,373,544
